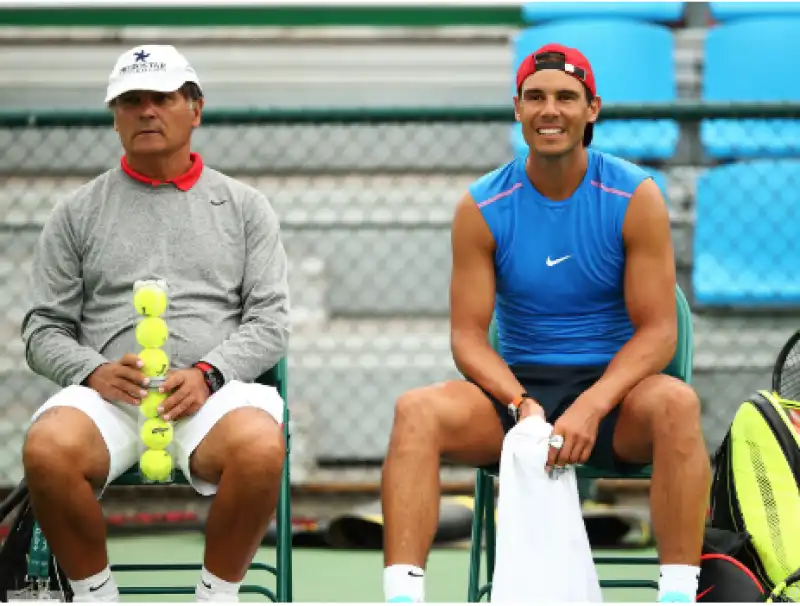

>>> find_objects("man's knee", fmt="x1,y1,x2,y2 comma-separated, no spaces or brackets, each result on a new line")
615,376,704,462
23,407,108,483
391,385,446,444
625,375,703,441
649,377,701,435
192,407,284,486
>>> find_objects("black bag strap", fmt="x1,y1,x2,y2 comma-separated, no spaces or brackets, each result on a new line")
0,480,28,523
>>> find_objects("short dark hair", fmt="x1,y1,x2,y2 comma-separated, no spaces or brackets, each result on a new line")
179,82,203,102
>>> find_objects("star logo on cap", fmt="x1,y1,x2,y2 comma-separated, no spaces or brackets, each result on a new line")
133,50,150,62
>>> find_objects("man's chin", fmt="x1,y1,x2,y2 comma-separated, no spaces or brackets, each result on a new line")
129,142,168,155
531,144,571,159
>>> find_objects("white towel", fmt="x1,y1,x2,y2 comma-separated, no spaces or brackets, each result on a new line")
490,415,602,603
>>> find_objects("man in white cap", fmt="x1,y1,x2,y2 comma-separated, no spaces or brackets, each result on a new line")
20,45,291,602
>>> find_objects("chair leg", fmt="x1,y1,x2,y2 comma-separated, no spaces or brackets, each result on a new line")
277,413,293,603
467,469,486,602
276,461,292,602
483,476,496,599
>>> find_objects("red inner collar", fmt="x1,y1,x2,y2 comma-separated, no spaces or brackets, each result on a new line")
121,152,204,191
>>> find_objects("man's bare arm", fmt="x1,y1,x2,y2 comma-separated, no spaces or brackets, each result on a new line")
590,178,679,413
450,192,529,407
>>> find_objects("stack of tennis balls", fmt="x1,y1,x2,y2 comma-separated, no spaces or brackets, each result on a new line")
133,280,174,484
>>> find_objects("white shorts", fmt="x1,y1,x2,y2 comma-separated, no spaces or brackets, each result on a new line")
29,380,284,497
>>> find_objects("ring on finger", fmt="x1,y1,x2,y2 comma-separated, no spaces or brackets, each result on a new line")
548,434,565,450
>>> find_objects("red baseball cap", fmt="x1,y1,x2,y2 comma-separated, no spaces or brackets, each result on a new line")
515,43,597,146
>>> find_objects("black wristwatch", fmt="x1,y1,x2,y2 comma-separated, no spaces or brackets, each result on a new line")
194,361,224,395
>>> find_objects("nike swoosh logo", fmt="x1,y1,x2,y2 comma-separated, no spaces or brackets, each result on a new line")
546,255,571,266
408,571,424,577
89,576,110,592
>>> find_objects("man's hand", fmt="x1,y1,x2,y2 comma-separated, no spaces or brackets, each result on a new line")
518,397,545,421
157,368,210,422
546,389,607,471
86,354,149,405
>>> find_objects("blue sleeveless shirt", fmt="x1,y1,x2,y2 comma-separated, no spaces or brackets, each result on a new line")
468,149,652,366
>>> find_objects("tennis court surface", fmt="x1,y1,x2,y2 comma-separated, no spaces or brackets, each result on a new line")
107,532,658,602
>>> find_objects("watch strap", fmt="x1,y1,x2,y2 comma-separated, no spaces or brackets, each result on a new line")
194,361,213,374
193,361,222,394
508,392,532,422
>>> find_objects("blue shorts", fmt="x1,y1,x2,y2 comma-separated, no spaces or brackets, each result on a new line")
468,364,648,475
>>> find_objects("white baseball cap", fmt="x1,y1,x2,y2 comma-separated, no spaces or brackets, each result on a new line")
105,44,202,104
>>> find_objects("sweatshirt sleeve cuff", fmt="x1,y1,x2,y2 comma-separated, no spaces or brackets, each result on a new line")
70,353,110,388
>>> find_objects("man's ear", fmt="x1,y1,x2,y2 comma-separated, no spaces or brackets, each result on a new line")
108,103,119,132
190,98,204,127
588,95,602,125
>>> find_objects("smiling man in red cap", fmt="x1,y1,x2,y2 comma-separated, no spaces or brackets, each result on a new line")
379,44,710,603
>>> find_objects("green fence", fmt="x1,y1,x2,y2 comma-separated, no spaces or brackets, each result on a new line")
0,4,524,28
0,101,798,486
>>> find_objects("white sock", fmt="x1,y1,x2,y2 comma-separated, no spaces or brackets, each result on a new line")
383,564,425,603
69,566,119,602
658,564,701,601
195,566,241,602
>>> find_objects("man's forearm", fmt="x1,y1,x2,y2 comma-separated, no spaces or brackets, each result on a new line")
591,323,677,413
453,333,526,405
24,325,108,388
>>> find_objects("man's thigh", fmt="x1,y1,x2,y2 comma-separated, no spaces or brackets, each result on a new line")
510,364,649,474
399,379,506,468
29,385,139,491
174,379,284,496
611,373,700,466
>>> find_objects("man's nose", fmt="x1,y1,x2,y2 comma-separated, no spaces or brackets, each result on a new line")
541,96,559,117
137,97,159,117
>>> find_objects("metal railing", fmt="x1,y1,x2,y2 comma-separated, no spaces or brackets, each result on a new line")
0,101,798,485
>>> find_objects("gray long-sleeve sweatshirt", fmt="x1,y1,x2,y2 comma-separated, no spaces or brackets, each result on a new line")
21,156,291,388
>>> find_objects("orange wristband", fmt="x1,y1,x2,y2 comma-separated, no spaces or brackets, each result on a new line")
507,393,531,422
509,393,530,408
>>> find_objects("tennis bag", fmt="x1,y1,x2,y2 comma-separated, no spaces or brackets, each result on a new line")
0,480,73,602
697,526,765,602
708,389,800,601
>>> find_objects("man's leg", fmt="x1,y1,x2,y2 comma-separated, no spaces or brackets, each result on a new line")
612,375,711,602
381,380,506,602
23,387,138,602
185,393,284,602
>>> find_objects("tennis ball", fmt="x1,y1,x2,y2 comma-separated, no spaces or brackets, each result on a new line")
140,390,166,419
133,284,168,317
139,449,173,482
140,418,174,450
135,317,168,349
139,348,169,377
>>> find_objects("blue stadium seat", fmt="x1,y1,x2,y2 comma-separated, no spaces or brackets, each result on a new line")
522,2,685,24
701,17,800,159
692,159,800,307
709,1,800,22
510,19,679,161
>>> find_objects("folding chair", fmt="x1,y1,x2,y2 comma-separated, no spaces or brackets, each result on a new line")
467,285,694,601
28,358,293,602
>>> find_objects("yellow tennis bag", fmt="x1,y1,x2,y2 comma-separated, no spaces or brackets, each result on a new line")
708,390,800,601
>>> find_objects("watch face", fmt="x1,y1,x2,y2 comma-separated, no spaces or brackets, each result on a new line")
207,369,223,392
